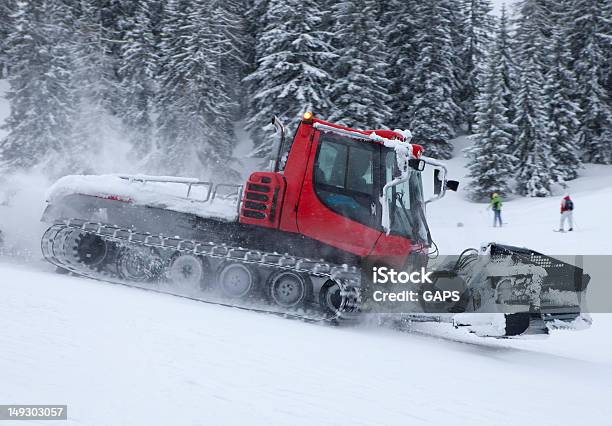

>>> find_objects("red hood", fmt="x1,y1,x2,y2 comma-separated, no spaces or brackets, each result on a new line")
564,196,571,200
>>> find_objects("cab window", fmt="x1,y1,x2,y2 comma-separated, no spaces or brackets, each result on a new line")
314,132,377,227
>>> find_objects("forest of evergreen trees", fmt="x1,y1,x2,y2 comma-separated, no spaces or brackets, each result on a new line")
0,0,610,198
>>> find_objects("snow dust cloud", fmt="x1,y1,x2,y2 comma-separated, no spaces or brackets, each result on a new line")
0,121,139,260
0,171,51,258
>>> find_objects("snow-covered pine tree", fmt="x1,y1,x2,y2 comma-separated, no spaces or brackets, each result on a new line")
567,0,612,164
383,0,419,130
195,0,243,175
602,0,612,105
0,0,75,173
458,0,494,133
543,24,582,182
241,0,268,115
495,5,517,124
513,0,555,197
408,0,460,159
465,19,517,200
243,0,335,160
98,0,131,80
0,0,15,78
155,0,239,180
118,0,158,157
70,0,124,171
328,0,392,129
447,0,469,129
154,0,191,172
209,0,249,114
149,0,167,43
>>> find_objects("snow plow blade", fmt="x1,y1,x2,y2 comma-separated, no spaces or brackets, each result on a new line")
448,243,592,337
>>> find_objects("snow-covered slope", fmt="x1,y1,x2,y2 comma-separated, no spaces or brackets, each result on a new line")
1,262,611,426
2,124,612,424
426,136,612,255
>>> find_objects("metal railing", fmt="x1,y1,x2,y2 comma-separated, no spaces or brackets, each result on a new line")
117,175,243,214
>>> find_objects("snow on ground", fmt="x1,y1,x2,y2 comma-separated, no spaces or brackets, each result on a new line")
426,136,612,255
1,262,611,426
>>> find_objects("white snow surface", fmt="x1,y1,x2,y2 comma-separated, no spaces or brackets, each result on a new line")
46,174,240,222
1,262,611,425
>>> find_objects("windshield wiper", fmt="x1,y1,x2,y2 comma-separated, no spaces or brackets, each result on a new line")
415,201,432,246
397,192,431,246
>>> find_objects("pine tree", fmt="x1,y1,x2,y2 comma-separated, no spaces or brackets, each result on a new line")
243,0,335,160
154,0,191,173
98,0,130,79
495,5,517,124
197,0,243,173
155,0,239,180
447,0,469,129
458,0,494,133
384,0,419,130
602,0,612,103
118,0,158,157
211,0,250,113
70,0,124,170
408,0,460,159
328,0,392,129
543,25,582,181
149,0,168,44
0,0,75,173
242,0,270,114
567,0,612,164
0,0,15,78
513,0,554,197
465,22,517,200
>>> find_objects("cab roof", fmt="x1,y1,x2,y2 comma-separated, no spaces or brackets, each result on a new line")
303,115,423,159
309,117,406,143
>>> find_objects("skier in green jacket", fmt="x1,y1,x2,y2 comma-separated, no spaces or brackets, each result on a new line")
489,193,503,227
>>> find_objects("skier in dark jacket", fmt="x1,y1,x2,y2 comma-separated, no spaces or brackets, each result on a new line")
559,195,574,232
489,193,503,227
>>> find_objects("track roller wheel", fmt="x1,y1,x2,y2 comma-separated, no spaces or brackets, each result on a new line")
319,280,344,315
167,253,209,290
217,262,258,299
268,271,311,309
74,232,109,267
116,246,162,282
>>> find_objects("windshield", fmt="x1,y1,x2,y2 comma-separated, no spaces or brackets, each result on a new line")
384,150,429,244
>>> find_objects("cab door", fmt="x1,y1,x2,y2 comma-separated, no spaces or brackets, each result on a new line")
296,131,383,257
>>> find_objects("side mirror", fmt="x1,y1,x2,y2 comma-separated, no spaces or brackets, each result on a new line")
423,159,456,204
433,169,442,195
446,180,459,192
408,158,425,171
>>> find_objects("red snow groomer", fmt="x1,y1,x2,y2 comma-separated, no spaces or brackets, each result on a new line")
41,113,591,337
